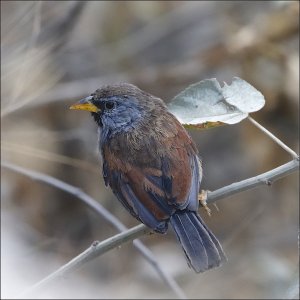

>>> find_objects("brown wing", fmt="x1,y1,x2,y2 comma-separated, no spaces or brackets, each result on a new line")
102,113,201,233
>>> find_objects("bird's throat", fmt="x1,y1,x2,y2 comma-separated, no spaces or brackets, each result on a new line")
91,112,103,127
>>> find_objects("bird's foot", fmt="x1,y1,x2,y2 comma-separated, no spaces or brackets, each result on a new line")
198,190,211,217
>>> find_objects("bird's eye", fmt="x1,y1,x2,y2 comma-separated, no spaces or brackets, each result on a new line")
104,101,116,110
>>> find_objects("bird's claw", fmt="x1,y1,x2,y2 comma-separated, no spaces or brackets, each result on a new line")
198,190,211,217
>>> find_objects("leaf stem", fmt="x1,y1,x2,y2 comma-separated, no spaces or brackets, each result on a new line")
247,116,299,159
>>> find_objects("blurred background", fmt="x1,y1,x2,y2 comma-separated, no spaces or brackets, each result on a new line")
1,1,299,299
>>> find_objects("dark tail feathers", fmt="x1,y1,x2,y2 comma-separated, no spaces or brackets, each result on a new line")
170,210,226,273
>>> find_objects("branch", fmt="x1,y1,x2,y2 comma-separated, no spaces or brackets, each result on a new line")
19,224,151,298
2,157,299,298
1,161,187,299
207,159,299,203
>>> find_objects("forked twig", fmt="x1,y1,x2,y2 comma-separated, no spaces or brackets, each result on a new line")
1,161,186,299
2,156,298,298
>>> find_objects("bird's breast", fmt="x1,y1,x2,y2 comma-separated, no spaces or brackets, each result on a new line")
102,112,198,175
104,127,163,169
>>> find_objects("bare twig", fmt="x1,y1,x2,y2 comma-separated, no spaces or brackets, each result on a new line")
2,156,299,298
248,116,299,159
1,161,187,300
207,159,299,203
19,224,151,298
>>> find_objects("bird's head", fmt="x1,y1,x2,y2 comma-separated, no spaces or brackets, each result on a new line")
70,83,166,136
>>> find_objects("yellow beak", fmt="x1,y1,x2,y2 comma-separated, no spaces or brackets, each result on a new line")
69,96,100,113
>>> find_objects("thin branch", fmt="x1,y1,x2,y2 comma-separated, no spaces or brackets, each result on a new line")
12,160,299,294
2,157,299,298
19,224,151,298
207,159,299,203
1,161,187,300
247,116,299,159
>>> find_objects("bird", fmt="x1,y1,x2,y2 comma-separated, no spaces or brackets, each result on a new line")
70,83,226,273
